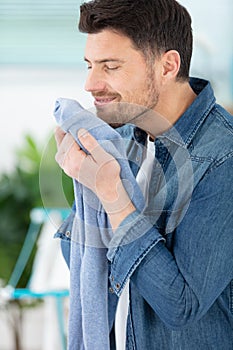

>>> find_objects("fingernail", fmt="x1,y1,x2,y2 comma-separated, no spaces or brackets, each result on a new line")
78,128,88,138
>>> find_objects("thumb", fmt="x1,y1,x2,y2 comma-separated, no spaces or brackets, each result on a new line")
78,128,112,164
78,128,99,154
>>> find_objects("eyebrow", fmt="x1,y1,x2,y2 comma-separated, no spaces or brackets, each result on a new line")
84,57,125,64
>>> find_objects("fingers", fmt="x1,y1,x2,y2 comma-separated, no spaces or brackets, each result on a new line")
78,128,113,164
54,127,122,197
78,128,99,153
54,126,66,147
55,132,78,168
56,127,108,165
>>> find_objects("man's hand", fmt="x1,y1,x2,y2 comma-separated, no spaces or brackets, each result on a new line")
54,127,136,229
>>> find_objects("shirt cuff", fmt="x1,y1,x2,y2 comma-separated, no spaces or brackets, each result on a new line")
107,210,165,296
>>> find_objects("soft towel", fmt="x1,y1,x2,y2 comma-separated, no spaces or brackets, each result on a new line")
54,98,145,349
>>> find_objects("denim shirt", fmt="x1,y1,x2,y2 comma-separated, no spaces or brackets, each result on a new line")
55,78,233,349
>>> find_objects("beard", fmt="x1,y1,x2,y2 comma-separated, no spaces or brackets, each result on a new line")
94,68,159,129
95,101,151,128
93,72,171,138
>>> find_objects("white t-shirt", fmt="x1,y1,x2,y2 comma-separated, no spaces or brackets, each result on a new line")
115,137,155,350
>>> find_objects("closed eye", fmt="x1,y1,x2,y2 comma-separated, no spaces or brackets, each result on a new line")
105,65,120,71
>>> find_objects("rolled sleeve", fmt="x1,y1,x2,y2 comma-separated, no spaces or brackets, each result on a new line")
107,211,165,296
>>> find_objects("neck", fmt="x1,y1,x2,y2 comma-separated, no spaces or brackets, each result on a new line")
155,80,197,126
132,81,197,139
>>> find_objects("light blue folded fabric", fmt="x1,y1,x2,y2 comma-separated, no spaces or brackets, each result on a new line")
54,98,145,349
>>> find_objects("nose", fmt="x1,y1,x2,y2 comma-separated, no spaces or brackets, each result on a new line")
85,68,107,92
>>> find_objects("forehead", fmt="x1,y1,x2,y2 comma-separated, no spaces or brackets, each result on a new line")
84,29,139,61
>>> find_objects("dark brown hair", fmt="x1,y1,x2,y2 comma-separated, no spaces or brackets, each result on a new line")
79,0,193,81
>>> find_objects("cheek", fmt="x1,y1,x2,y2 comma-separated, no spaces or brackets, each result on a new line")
112,76,146,98
110,67,143,89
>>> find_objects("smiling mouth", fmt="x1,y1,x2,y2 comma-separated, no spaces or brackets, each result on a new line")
94,97,117,107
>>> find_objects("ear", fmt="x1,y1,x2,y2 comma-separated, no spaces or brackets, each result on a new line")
161,50,181,80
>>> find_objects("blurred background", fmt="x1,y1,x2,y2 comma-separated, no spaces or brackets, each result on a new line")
0,0,233,349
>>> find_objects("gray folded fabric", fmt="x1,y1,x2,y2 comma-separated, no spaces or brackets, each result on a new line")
54,98,145,349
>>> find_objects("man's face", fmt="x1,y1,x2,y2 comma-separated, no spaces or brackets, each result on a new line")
84,29,161,126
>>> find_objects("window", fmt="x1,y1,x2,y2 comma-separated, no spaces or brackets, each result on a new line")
0,0,86,65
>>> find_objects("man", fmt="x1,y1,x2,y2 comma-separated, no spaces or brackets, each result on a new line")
55,0,233,349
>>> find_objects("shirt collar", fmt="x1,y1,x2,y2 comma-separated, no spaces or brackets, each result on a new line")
160,77,216,147
134,78,216,148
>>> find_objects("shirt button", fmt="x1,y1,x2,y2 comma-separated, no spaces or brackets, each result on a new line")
109,287,114,294
115,283,121,290
111,276,114,282
65,230,71,238
134,130,141,139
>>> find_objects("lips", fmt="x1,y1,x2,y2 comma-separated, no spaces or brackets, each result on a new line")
94,96,117,106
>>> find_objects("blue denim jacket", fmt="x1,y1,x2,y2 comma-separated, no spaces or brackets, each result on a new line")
56,78,233,349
